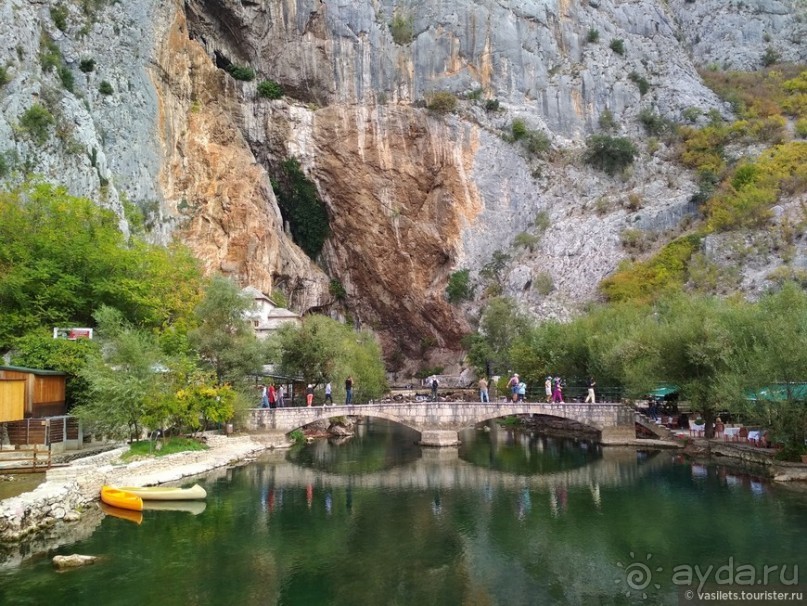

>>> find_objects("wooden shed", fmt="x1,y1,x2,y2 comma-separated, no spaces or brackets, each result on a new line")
0,365,67,420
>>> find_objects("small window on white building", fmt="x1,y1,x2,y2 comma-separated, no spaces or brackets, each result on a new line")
253,320,260,328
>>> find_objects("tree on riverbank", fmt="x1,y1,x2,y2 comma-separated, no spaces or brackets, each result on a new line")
188,276,266,388
0,182,204,352
272,315,387,402
465,286,807,457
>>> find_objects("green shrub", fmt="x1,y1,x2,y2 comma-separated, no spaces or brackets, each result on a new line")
426,91,457,113
466,88,483,101
609,39,625,55
761,46,780,67
511,118,527,140
79,58,96,73
638,108,673,136
598,109,617,131
19,104,55,145
629,71,650,96
98,80,113,95
227,64,255,81
0,66,9,87
39,34,61,72
329,279,346,301
58,65,74,92
513,231,540,251
289,429,305,444
533,271,554,296
270,289,288,308
485,98,500,112
682,107,701,123
446,269,473,303
50,5,69,31
583,134,638,176
600,235,701,303
796,118,807,138
533,210,550,232
390,13,414,45
586,28,599,43
257,79,283,99
620,228,651,252
524,131,550,156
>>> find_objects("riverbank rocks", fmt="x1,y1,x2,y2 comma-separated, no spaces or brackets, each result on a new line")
53,554,97,569
0,435,273,547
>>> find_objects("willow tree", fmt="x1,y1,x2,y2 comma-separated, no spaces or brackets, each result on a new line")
273,315,387,403
188,276,266,387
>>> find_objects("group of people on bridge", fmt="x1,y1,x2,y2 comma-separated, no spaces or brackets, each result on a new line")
475,373,597,404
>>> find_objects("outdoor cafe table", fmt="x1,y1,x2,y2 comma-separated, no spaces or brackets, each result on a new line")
723,427,741,440
747,430,761,445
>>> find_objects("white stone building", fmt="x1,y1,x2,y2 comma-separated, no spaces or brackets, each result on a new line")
242,286,302,339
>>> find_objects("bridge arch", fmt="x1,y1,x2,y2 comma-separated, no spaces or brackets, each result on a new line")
247,402,636,446
277,410,424,436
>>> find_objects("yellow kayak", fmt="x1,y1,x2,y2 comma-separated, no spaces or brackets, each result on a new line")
100,486,144,511
114,484,207,501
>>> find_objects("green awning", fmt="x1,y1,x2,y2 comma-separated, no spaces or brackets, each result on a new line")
648,385,679,398
746,383,807,402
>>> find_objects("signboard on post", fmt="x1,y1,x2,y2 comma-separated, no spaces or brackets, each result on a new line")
53,328,94,340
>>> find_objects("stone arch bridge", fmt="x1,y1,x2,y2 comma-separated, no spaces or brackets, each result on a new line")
246,402,638,446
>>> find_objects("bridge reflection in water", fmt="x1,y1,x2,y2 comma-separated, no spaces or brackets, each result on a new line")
242,446,665,493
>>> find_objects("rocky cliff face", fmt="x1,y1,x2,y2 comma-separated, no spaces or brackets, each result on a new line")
0,0,804,368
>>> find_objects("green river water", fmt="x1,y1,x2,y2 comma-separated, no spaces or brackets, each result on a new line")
1,419,805,605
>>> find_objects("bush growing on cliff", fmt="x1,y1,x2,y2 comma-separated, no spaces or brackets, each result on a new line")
257,79,283,99
609,39,625,55
271,158,330,259
583,134,638,176
50,5,69,31
426,91,458,113
446,269,473,304
629,71,650,96
19,104,55,144
99,80,113,95
638,109,673,137
390,13,414,45
79,58,95,73
226,64,255,82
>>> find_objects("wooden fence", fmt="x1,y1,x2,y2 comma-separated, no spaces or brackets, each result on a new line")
3,416,81,446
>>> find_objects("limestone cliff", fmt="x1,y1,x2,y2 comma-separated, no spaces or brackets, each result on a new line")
0,0,804,369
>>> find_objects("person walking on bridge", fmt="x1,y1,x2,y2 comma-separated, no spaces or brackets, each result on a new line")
345,376,353,405
324,381,333,405
508,373,519,402
479,377,489,403
430,375,440,401
584,376,597,403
